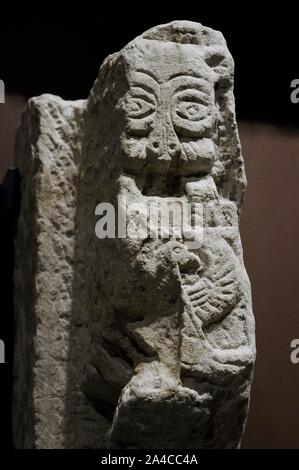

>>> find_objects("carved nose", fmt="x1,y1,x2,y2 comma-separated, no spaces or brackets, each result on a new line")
146,119,181,161
167,139,180,157
148,139,180,156
149,140,161,153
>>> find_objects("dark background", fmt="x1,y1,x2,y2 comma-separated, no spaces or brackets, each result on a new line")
0,4,299,448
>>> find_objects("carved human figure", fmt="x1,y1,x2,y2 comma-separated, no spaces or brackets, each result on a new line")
80,21,255,449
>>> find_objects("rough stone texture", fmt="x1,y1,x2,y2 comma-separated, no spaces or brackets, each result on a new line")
13,96,109,448
14,21,255,449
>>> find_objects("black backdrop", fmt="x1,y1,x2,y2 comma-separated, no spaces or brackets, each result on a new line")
1,5,299,126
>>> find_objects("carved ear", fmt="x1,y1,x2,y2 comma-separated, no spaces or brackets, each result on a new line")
203,47,233,88
201,46,233,99
204,50,226,68
203,48,245,208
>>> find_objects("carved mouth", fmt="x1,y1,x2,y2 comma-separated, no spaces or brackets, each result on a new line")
121,132,216,177
141,174,183,197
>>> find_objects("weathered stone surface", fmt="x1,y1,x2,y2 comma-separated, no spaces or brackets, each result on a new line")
14,21,255,449
13,95,109,448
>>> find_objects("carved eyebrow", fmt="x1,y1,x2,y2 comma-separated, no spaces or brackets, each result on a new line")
129,85,157,104
136,69,159,82
130,71,159,96
172,83,212,97
168,72,207,81
167,75,212,96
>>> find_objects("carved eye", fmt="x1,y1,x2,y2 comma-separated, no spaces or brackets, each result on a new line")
173,88,212,126
126,97,155,119
176,101,206,121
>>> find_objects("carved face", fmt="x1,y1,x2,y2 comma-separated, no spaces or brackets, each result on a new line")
120,40,217,176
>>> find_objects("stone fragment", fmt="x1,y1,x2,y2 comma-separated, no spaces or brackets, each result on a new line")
14,21,255,449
